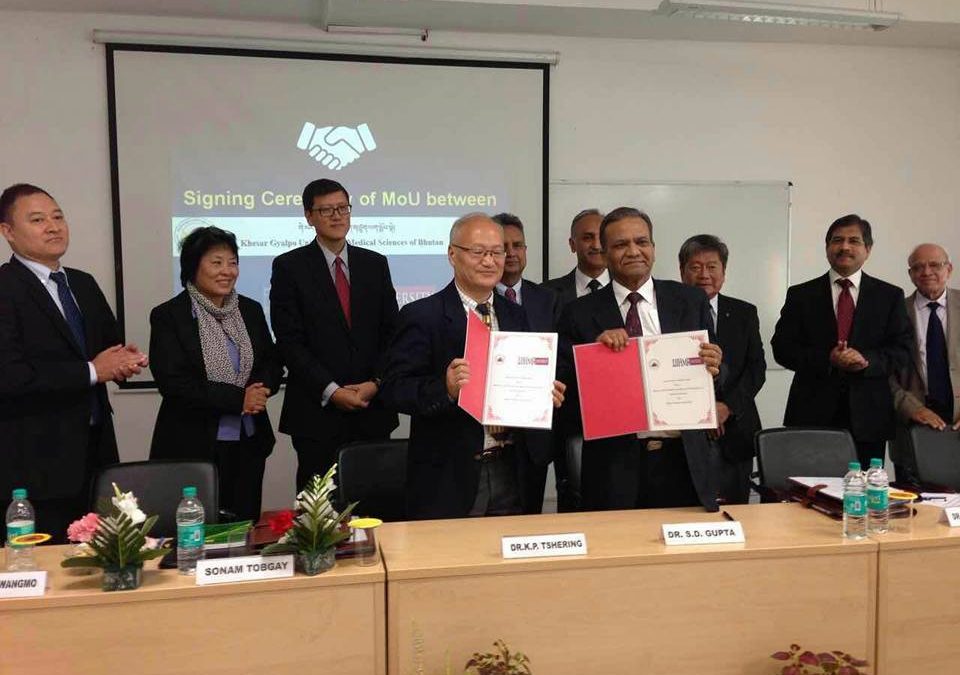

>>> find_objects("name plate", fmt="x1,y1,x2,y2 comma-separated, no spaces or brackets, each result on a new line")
195,555,294,586
501,532,587,559
941,507,960,526
0,571,46,598
662,522,745,546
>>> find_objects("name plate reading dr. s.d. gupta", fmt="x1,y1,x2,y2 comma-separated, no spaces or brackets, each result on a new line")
501,533,588,559
662,522,746,546
195,555,294,586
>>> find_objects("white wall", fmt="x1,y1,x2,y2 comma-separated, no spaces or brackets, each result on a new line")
2,10,959,508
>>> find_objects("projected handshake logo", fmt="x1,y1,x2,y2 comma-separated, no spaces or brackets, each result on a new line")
296,121,377,171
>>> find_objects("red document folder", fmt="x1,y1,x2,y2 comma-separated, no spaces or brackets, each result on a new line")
457,311,490,423
572,339,648,440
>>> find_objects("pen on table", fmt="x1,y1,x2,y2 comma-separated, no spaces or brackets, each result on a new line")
721,510,736,522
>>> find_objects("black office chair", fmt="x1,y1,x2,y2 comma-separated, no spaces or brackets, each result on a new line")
910,425,960,491
91,460,219,537
565,435,583,510
754,427,857,500
336,440,408,522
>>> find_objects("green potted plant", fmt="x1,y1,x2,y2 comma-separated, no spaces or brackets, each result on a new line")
262,464,356,575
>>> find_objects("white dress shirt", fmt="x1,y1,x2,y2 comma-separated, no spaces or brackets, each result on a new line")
828,267,863,316
575,268,610,298
611,277,661,335
914,289,949,385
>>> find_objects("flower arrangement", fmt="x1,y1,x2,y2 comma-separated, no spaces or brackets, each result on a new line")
771,644,869,674
465,640,532,675
262,464,356,575
61,484,169,590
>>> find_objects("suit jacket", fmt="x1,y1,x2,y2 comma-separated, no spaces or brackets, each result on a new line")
517,279,560,333
714,294,767,462
890,288,960,424
270,242,399,441
380,281,537,519
557,279,720,512
543,268,578,308
771,272,912,442
148,291,284,461
0,256,120,500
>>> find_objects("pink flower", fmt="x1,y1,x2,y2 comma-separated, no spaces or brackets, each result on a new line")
67,512,100,543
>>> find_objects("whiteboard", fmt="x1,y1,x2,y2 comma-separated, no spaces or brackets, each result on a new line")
548,181,791,369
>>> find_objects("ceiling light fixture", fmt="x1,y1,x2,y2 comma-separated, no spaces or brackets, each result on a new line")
657,1,900,31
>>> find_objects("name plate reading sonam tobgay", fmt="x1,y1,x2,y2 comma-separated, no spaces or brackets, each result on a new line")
662,522,745,546
501,533,588,559
195,555,294,586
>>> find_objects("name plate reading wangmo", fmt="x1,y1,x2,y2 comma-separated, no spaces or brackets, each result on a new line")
662,522,745,546
195,555,294,585
0,571,46,598
941,507,960,526
501,533,587,559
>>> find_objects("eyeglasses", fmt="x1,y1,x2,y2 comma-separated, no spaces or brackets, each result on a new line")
310,204,352,217
909,261,949,274
451,244,507,260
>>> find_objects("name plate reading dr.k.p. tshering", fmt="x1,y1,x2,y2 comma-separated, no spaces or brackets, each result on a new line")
501,533,587,559
195,555,294,585
662,522,745,546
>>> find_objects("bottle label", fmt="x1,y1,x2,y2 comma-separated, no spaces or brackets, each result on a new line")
6,521,35,549
867,487,888,511
177,523,205,549
844,494,866,517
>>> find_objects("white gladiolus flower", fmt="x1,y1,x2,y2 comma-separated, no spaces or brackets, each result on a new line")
111,483,147,525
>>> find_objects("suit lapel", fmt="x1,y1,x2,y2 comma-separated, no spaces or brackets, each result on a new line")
904,292,925,389
441,282,468,353
947,288,960,377
849,272,874,344
716,294,732,350
817,274,838,341
590,284,625,333
653,279,682,333
10,257,86,359
173,291,206,371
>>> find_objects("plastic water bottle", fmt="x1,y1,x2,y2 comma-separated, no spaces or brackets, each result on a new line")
842,461,867,540
5,488,37,571
176,486,205,575
866,457,890,534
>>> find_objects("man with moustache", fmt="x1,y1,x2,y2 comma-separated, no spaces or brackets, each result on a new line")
491,212,559,513
543,209,609,307
772,214,912,468
0,183,147,540
890,244,960,482
558,207,723,511
270,179,399,490
381,213,565,520
679,234,766,504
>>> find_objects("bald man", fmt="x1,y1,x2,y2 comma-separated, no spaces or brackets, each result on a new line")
890,243,960,481
380,213,565,519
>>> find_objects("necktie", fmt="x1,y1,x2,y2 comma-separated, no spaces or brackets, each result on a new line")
504,287,518,304
710,305,718,335
926,301,954,420
476,302,492,328
625,291,643,337
587,278,602,294
334,256,351,327
836,278,854,343
50,271,101,424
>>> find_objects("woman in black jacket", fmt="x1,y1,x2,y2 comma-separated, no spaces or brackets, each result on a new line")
149,226,283,521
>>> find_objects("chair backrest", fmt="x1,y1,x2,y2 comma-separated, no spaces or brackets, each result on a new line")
910,426,960,490
91,461,219,538
755,427,858,495
337,440,408,522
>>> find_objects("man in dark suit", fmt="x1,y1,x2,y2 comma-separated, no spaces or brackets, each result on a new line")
381,213,565,520
543,209,609,308
772,214,912,468
558,207,723,512
0,183,147,541
890,243,960,482
491,212,559,513
680,234,766,504
270,179,399,491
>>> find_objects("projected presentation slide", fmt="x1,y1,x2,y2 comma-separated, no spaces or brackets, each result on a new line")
109,47,547,385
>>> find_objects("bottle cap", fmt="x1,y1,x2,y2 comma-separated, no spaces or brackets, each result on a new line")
849,461,861,471
183,486,197,498
12,488,26,500
870,458,883,468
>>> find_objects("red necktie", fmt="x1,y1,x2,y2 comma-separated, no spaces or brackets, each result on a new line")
334,256,351,327
836,278,854,343
504,287,518,304
625,292,643,337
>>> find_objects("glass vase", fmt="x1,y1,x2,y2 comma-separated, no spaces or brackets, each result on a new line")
102,564,143,592
296,549,336,576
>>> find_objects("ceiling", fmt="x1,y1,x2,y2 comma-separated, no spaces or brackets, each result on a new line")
4,0,960,49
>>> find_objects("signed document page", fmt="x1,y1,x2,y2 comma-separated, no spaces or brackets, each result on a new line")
640,330,716,431
482,331,558,429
